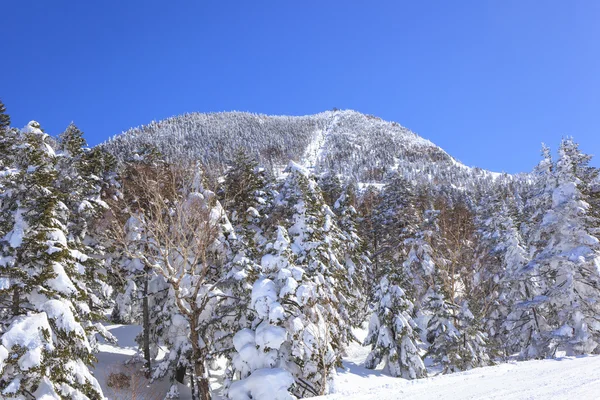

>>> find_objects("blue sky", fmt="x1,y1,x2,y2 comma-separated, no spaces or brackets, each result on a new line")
3,1,599,173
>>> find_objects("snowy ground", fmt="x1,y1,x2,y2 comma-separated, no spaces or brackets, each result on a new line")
96,324,600,400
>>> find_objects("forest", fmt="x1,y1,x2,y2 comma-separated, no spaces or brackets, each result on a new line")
1,100,599,400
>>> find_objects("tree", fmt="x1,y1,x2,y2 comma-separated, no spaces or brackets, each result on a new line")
55,124,118,344
0,121,103,398
363,273,426,379
280,162,363,352
105,147,168,377
0,100,10,131
333,182,371,326
226,226,300,400
523,138,600,357
110,162,237,400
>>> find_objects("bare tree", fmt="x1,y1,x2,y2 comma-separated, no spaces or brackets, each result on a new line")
107,162,233,400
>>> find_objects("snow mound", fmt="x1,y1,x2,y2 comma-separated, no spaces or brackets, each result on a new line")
228,368,295,400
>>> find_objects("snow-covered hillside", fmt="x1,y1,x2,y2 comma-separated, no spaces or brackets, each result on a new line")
101,110,501,185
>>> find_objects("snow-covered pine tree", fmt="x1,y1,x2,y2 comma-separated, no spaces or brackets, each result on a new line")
423,229,491,374
226,226,300,400
333,182,371,326
355,184,382,299
424,284,463,374
0,121,103,398
524,138,600,357
280,162,358,356
55,123,117,342
503,145,556,360
0,106,22,326
363,272,427,379
317,172,343,209
371,175,420,282
471,190,529,357
402,209,439,307
230,161,360,398
425,286,490,374
220,149,273,262
219,151,275,362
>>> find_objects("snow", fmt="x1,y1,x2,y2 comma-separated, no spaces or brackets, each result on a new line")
22,120,44,134
42,299,88,339
90,268,600,400
32,377,61,399
228,368,295,400
0,312,54,371
320,355,600,400
251,277,279,319
255,321,287,350
4,208,27,248
285,160,310,177
0,277,10,290
314,327,600,400
95,324,195,400
47,262,78,294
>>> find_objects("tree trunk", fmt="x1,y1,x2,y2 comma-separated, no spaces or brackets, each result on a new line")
190,367,197,400
195,366,210,400
142,270,152,377
190,322,211,400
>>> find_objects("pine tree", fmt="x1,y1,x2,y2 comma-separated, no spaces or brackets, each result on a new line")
524,138,600,357
56,124,117,345
371,175,420,282
0,121,104,398
0,100,10,131
226,226,300,399
333,182,371,326
402,210,439,307
363,272,427,379
281,162,361,352
226,162,364,397
221,149,273,263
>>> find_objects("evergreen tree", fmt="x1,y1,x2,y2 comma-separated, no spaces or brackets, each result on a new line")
402,210,439,307
524,138,600,357
333,182,371,326
425,285,463,374
56,124,117,341
0,100,10,131
226,226,301,399
363,273,427,379
0,121,103,398
280,162,360,353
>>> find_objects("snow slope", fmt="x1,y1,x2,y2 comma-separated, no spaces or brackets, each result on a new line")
319,327,600,400
97,324,600,400
323,354,600,400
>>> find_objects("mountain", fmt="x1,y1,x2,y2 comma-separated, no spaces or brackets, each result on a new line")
101,109,505,186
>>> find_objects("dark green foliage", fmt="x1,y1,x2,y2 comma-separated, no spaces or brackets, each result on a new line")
0,99,10,130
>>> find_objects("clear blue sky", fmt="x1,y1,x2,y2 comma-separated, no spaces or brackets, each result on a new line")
3,1,599,173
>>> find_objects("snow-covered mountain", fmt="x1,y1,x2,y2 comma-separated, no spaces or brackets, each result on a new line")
102,110,503,185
